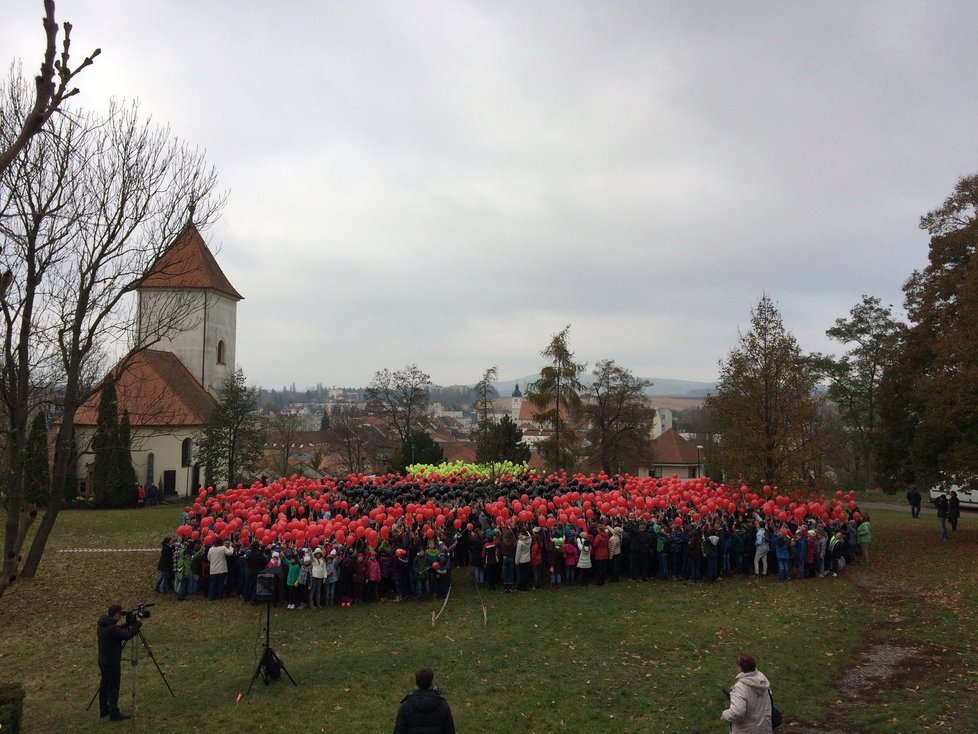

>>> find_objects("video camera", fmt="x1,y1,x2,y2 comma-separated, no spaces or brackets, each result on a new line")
122,603,154,624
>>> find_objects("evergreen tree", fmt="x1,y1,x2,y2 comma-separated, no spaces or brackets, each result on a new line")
118,410,138,493
393,430,444,473
91,380,127,507
705,296,824,487
197,368,265,487
22,413,51,507
476,415,531,465
527,325,585,472
471,366,499,450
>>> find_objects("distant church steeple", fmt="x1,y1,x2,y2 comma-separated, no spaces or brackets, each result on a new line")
512,383,522,398
511,383,523,422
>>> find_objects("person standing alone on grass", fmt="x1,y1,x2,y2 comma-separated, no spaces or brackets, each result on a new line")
907,486,922,518
720,652,773,733
935,493,950,541
393,667,456,734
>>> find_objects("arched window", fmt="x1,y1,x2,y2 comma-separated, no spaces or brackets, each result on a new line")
217,339,226,365
181,438,193,468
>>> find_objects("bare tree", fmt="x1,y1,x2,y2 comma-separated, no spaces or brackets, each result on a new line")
583,359,655,475
269,409,304,477
0,0,99,183
0,76,223,596
326,405,381,475
364,364,431,444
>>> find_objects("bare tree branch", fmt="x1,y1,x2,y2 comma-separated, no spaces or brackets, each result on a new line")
0,0,100,182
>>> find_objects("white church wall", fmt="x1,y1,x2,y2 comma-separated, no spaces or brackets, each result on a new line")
73,425,204,499
138,289,237,392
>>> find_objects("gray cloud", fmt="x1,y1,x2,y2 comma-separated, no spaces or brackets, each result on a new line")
3,1,976,387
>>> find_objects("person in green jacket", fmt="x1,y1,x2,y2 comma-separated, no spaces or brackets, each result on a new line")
284,553,301,609
856,516,872,563
176,545,192,601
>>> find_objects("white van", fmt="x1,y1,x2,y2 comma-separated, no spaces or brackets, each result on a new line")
929,484,978,509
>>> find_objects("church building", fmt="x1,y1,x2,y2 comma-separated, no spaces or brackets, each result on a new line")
72,222,242,498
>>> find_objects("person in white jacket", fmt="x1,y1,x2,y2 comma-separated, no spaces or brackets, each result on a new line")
721,653,773,733
309,547,327,608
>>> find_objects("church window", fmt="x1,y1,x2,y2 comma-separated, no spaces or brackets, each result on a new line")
181,438,193,467
217,339,226,365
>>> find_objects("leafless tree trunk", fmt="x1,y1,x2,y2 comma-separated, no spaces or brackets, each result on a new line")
270,410,304,477
0,76,224,596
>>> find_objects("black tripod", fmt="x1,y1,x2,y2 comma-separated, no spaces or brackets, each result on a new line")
247,600,297,694
88,627,175,719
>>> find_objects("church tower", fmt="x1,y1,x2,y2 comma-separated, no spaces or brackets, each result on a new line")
511,383,523,422
137,222,242,393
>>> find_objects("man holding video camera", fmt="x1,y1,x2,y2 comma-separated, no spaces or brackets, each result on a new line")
97,604,142,721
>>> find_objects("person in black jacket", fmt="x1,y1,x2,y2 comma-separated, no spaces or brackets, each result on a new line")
154,537,174,593
97,604,142,721
630,522,653,581
935,494,949,540
948,491,961,531
906,487,922,518
393,667,456,734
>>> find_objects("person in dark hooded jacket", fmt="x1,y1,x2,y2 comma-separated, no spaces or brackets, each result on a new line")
97,604,142,721
393,667,456,734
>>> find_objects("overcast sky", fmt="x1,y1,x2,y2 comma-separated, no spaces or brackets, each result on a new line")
4,1,977,389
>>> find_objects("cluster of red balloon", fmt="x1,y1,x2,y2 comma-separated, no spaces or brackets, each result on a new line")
174,472,860,549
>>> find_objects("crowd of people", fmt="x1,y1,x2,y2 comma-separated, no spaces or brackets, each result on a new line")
155,475,873,606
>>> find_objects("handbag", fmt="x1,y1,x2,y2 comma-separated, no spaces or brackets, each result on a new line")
769,690,782,728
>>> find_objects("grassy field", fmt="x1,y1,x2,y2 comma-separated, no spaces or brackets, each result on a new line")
0,503,975,733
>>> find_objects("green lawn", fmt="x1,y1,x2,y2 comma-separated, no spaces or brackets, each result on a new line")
0,504,975,733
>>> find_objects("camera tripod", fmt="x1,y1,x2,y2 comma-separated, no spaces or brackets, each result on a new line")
247,600,297,694
88,626,175,720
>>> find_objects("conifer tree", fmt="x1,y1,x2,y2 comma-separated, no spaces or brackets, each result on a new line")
527,325,585,471
23,413,51,507
90,381,122,507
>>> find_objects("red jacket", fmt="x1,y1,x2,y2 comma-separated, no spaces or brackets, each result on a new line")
530,539,543,566
590,531,610,561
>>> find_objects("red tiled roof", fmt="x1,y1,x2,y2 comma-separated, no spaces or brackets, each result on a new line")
437,441,477,463
74,350,217,427
139,222,243,300
518,400,572,423
651,429,701,465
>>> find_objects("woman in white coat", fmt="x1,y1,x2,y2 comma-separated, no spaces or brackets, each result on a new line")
721,653,773,733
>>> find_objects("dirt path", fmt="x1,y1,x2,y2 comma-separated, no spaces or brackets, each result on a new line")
785,509,975,732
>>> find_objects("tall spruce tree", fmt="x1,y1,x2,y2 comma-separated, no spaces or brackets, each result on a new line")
90,381,127,507
118,410,138,494
527,325,585,472
22,413,51,507
705,296,823,487
197,368,265,487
